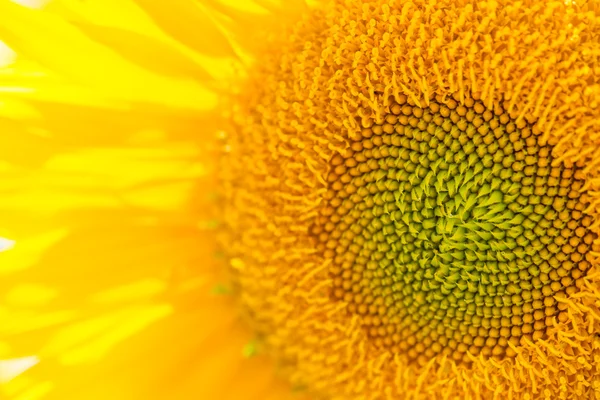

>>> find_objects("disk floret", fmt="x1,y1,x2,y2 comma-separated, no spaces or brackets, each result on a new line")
315,95,595,365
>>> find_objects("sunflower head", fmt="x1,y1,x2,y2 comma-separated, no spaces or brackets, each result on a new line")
318,95,596,365
2,0,600,399
222,0,600,398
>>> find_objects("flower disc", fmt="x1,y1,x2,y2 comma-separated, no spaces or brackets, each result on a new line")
222,0,600,398
318,96,595,365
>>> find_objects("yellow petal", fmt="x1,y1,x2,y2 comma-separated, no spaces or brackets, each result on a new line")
0,356,39,384
0,1,216,109
5,284,57,307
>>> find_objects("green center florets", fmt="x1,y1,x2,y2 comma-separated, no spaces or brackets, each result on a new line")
315,96,594,365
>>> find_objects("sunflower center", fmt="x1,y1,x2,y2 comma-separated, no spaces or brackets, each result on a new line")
314,95,595,365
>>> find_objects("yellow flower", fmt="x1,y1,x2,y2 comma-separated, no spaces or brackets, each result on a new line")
0,1,306,399
2,0,600,400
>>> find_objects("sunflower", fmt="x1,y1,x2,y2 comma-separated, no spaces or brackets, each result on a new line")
1,0,600,399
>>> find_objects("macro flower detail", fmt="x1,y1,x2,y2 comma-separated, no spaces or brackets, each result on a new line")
320,97,595,364
1,0,600,400
223,0,600,398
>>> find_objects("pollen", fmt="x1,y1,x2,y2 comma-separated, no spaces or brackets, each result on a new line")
221,0,600,398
